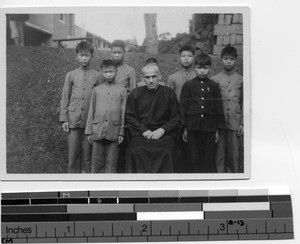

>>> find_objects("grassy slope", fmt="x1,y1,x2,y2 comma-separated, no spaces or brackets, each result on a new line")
6,46,243,173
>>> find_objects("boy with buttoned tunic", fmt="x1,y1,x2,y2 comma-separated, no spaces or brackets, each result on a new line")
59,41,101,173
108,39,136,173
180,53,225,173
167,45,197,173
108,39,136,93
167,45,197,101
85,60,127,173
211,46,243,173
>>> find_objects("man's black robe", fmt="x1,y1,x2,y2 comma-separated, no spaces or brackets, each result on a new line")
125,85,180,173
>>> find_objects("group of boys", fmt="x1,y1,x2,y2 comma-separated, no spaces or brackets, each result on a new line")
59,39,243,174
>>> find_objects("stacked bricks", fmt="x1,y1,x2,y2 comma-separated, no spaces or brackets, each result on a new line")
213,14,243,56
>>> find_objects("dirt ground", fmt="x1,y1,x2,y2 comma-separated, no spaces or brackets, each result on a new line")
6,46,243,173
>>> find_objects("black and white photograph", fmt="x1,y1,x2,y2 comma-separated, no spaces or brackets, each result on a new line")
2,6,250,180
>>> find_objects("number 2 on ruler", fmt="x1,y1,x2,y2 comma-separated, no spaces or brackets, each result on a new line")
142,224,147,232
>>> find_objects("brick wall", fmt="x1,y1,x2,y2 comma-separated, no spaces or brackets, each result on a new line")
213,14,243,56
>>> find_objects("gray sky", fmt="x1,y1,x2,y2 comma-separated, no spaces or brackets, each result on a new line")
75,7,194,45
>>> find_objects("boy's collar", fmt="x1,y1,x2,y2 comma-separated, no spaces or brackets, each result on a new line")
115,60,125,67
197,76,208,82
79,65,91,71
104,80,116,85
181,65,194,72
223,68,235,76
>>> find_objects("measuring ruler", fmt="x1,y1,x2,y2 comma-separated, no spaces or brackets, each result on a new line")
1,189,294,243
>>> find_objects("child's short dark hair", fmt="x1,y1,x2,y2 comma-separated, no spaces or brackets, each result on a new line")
179,45,195,55
194,53,211,66
111,39,125,51
145,57,158,65
221,46,238,58
75,41,94,55
100,59,117,69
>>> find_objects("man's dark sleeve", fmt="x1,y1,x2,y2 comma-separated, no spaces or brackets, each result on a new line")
214,83,226,129
179,83,188,127
160,90,181,134
125,90,149,136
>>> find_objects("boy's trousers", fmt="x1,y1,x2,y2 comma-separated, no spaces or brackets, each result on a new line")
215,129,243,173
68,128,92,173
91,139,119,173
187,131,217,173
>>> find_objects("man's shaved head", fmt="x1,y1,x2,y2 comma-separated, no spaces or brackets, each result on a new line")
141,63,160,75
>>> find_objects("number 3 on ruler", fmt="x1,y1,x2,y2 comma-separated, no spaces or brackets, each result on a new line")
220,223,226,231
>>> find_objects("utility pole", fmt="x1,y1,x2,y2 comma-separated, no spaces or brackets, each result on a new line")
144,13,158,55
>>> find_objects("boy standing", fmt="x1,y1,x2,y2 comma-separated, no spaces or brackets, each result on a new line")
108,39,136,173
180,53,225,173
211,46,243,173
167,45,196,101
167,45,196,173
109,39,136,93
85,60,127,173
59,41,100,173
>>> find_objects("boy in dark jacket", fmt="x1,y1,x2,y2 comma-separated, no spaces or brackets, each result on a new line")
180,53,225,173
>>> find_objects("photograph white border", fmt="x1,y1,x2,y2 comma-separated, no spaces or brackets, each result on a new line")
0,5,250,181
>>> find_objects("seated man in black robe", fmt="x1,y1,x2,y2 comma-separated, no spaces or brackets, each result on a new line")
125,64,180,173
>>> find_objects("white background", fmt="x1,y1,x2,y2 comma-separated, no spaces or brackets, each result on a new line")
1,0,300,243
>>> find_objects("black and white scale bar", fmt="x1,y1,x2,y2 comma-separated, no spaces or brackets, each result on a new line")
1,188,294,242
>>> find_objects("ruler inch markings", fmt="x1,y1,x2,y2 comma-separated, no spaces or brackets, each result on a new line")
0,219,293,240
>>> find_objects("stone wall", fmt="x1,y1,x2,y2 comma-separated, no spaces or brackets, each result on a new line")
213,14,243,56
